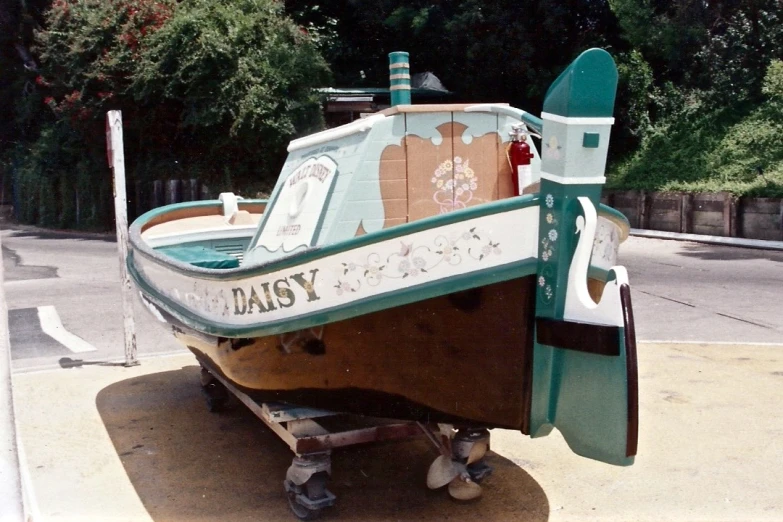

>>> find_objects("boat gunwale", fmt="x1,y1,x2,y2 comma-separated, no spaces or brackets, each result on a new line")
128,194,627,338
130,194,629,281
130,194,541,281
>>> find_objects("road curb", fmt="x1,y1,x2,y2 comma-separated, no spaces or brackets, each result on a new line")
630,228,783,251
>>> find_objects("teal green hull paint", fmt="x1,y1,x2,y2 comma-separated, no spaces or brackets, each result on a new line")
530,331,634,466
543,48,618,118
597,203,631,229
529,49,635,466
128,253,538,338
535,179,604,320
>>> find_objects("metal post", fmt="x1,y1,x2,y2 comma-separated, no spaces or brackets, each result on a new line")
0,235,25,521
106,111,138,367
388,51,411,106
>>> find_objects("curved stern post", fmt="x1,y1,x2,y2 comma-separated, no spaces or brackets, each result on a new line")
528,48,639,466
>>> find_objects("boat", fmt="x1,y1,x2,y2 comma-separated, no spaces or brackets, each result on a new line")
128,48,638,499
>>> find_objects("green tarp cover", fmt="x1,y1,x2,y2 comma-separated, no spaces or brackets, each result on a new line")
157,246,240,269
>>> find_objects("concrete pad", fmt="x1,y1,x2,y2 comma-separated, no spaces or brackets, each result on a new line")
12,343,783,521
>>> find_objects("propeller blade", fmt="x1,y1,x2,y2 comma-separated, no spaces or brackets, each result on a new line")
426,455,463,490
466,440,489,465
448,475,482,501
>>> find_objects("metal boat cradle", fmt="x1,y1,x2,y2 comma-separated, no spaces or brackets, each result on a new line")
128,49,638,517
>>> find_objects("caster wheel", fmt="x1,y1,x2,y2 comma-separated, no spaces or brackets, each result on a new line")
284,471,333,520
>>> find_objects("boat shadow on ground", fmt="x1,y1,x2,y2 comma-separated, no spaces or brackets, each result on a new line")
96,365,550,522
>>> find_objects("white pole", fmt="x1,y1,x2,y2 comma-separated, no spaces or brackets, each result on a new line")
106,111,138,367
0,234,25,522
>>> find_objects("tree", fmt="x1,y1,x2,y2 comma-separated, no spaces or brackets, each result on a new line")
6,0,331,228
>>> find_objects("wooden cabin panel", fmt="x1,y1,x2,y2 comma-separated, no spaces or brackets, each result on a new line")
497,137,516,199
452,113,501,208
405,113,455,221
379,138,408,227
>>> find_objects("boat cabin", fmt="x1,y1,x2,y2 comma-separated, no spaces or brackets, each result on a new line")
243,104,541,265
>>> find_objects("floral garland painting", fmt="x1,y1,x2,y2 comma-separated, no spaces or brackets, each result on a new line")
431,156,478,214
333,227,501,296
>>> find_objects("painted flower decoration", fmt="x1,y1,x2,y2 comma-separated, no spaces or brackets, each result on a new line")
545,194,554,208
542,251,550,261
545,285,553,299
546,213,554,224
548,229,558,242
538,276,546,287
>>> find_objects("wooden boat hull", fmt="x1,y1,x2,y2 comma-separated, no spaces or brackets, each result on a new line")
173,276,538,429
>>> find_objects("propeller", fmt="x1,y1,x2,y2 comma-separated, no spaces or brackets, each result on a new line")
448,474,483,501
426,455,465,490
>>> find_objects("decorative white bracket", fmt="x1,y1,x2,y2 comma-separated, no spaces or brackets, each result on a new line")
563,197,628,327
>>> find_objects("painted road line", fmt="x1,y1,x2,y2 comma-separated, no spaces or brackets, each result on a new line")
37,306,97,353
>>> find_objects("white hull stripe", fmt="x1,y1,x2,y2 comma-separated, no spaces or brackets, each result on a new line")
389,63,410,70
540,172,607,185
541,112,615,125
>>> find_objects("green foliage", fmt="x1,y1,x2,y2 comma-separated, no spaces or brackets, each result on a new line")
134,0,330,143
4,0,330,228
609,62,783,197
762,60,783,101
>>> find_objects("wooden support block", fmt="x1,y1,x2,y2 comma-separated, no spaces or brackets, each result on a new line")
680,193,693,234
638,191,648,229
723,192,737,237
152,180,164,209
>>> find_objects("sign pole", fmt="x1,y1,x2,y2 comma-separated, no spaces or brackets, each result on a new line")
106,111,138,367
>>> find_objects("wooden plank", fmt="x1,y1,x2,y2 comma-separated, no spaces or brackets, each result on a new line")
638,191,649,229
106,111,138,367
379,138,408,227
692,210,725,228
649,196,680,211
681,193,693,233
692,223,724,236
536,317,621,356
741,198,782,214
452,114,499,207
741,213,782,240
406,113,454,221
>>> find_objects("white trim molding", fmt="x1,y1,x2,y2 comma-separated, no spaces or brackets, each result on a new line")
541,112,615,125
288,114,386,152
540,172,606,185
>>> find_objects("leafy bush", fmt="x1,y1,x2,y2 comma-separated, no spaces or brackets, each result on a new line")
6,0,330,228
608,61,783,197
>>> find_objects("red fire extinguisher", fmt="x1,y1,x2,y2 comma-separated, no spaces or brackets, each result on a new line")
509,124,534,196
